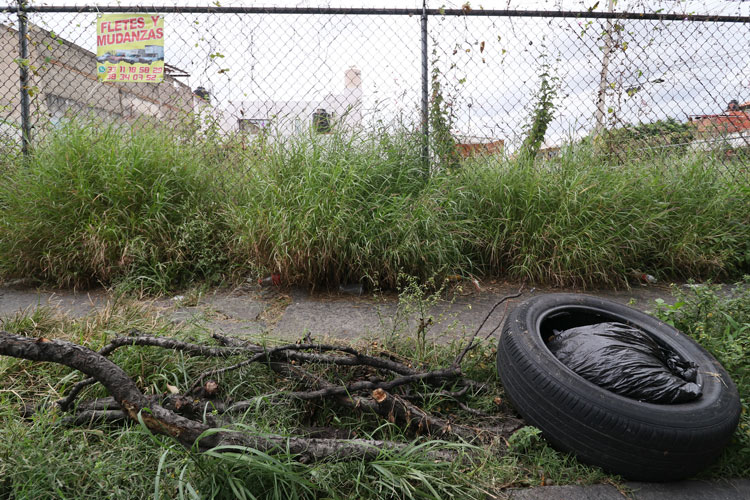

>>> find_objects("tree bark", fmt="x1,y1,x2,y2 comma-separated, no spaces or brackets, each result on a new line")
0,331,460,462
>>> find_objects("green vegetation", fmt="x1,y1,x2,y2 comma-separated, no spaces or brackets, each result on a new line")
0,297,609,499
457,148,749,286
518,62,558,161
0,124,234,293
0,121,748,292
596,118,695,158
654,278,750,478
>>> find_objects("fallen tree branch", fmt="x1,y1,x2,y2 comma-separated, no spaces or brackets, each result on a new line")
56,332,425,413
187,342,427,395
367,389,522,443
1,331,460,462
57,332,417,410
5,287,521,462
1,332,215,449
212,333,418,374
57,333,253,410
266,361,522,444
273,366,462,401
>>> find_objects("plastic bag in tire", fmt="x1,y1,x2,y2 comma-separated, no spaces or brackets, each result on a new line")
496,293,741,482
547,322,702,404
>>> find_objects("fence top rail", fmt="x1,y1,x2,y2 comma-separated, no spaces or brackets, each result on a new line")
1,5,749,23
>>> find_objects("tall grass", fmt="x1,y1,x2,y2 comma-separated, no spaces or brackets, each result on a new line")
456,147,750,286
228,131,749,288
0,123,235,293
1,122,748,291
227,130,473,288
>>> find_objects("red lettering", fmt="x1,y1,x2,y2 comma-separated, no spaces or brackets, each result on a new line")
139,66,149,73
155,27,163,39
97,35,106,46
103,19,146,33
151,16,160,26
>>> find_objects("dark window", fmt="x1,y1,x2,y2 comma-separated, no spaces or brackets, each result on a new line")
312,108,332,133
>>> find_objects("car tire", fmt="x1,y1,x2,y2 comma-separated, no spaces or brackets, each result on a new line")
496,293,741,481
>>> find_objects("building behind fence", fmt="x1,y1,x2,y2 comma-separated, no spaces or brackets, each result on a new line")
1,21,195,143
1,4,749,172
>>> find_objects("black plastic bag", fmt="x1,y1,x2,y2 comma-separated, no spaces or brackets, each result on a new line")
547,322,701,404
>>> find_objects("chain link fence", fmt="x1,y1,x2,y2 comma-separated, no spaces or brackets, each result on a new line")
1,4,749,174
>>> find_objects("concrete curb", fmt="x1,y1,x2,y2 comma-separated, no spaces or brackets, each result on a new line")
499,479,750,499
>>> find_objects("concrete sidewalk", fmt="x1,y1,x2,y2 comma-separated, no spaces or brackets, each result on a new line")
0,279,681,344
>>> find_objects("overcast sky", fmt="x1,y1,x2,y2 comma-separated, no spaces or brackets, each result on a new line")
11,1,750,145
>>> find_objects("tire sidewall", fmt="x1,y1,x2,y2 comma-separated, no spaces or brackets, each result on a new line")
497,293,741,480
510,293,735,428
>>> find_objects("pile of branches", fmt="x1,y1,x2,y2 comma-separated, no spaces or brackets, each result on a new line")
0,295,524,463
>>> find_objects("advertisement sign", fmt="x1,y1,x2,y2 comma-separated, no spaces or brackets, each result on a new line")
96,14,164,83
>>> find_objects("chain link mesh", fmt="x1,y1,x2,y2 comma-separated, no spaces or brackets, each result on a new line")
1,5,748,175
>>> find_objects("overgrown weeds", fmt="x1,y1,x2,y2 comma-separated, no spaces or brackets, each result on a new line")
654,277,750,478
458,149,750,286
0,294,612,499
0,122,748,293
0,123,236,293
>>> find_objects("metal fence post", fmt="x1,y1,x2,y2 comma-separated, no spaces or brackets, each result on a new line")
420,1,429,177
17,0,31,156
